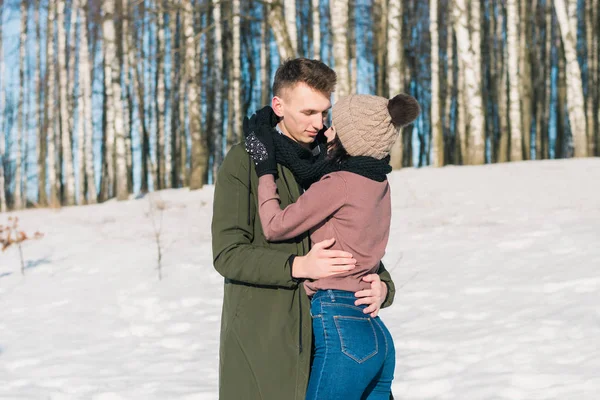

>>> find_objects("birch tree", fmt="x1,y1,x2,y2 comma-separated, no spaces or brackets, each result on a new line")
264,0,295,59
79,0,97,203
430,0,442,166
15,0,28,209
230,0,242,149
348,0,357,94
0,0,5,212
185,0,207,189
56,0,76,205
155,0,166,189
453,0,485,164
212,0,224,169
284,0,298,54
260,5,271,105
387,0,403,169
47,0,60,207
312,0,320,58
113,0,127,200
554,0,587,157
34,0,46,207
585,0,597,156
507,0,523,161
331,0,350,99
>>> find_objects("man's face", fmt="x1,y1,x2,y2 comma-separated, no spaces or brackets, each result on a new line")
272,83,332,147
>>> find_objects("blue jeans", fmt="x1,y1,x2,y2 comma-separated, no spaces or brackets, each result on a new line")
306,289,395,400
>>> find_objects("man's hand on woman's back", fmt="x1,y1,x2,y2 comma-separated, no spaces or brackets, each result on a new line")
291,238,357,280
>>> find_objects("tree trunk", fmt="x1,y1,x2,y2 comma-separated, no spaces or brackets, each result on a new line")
554,0,587,157
507,0,523,162
312,0,320,58
33,0,46,207
453,0,485,164
585,0,597,156
430,0,442,167
387,0,403,169
185,0,207,189
155,0,166,190
231,0,242,149
260,4,271,105
56,0,76,206
497,1,509,163
15,0,28,209
348,0,357,94
264,0,295,59
331,0,350,99
170,6,181,187
212,0,224,177
284,0,298,54
46,0,60,207
519,0,532,160
113,0,127,200
82,4,99,204
0,0,6,212
130,5,150,193
375,0,387,97
445,25,456,164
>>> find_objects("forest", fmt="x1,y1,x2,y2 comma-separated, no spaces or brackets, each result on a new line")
0,0,597,211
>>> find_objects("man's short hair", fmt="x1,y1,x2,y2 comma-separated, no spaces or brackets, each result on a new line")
272,58,337,98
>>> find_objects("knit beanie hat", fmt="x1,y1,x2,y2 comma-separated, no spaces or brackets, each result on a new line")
332,93,421,159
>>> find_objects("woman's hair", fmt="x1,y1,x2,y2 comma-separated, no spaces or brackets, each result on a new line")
326,136,350,164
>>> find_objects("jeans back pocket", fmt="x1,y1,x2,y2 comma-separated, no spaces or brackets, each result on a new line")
333,316,378,363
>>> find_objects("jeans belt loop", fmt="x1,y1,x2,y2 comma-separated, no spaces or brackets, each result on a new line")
328,289,335,302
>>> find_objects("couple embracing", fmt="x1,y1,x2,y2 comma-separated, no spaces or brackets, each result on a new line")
212,58,420,400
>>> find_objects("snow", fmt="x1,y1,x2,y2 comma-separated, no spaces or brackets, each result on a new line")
1,158,599,399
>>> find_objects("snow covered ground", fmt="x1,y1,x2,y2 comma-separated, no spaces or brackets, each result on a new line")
1,158,599,399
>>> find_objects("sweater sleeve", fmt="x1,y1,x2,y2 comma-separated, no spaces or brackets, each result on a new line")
258,173,347,241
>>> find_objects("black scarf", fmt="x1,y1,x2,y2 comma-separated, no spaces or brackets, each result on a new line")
272,132,392,190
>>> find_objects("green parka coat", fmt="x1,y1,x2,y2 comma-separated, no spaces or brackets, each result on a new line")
212,144,396,400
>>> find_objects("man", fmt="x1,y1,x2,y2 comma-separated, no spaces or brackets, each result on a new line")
212,58,396,400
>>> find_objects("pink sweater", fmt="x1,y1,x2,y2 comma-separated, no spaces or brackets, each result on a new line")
258,172,391,296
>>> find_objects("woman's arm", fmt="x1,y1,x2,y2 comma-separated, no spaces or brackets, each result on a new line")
258,173,347,241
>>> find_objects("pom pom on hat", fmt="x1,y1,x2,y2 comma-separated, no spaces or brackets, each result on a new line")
388,93,421,128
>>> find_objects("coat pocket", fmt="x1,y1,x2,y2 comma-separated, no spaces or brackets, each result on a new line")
333,316,378,363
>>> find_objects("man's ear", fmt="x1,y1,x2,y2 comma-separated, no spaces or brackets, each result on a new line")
272,96,284,118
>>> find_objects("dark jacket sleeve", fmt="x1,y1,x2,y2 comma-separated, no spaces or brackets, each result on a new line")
378,261,396,308
211,145,298,288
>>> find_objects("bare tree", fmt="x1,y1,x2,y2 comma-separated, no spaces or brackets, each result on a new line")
430,0,442,166
78,0,97,203
348,0,357,94
331,0,350,99
387,0,403,169
155,0,167,189
554,0,587,157
264,0,295,59
507,0,523,161
312,0,320,58
260,4,271,106
453,0,485,164
231,0,242,149
0,0,6,212
185,0,207,189
56,0,76,205
284,0,298,55
212,0,224,173
46,0,60,207
15,0,29,209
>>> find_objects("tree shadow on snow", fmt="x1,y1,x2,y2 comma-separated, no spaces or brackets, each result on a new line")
24,258,51,271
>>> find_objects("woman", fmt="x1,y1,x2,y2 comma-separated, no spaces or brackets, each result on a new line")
245,93,420,399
